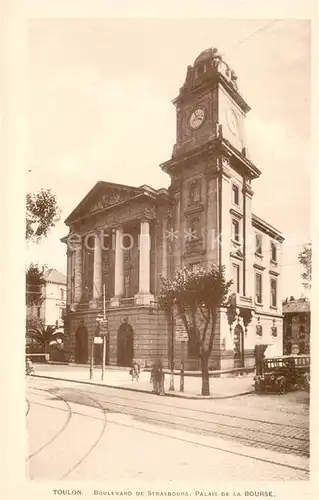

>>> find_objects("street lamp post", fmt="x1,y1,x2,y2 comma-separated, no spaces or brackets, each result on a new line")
94,285,107,381
101,284,106,381
169,310,175,391
89,337,94,380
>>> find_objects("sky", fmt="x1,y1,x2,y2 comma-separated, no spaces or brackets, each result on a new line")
26,18,311,299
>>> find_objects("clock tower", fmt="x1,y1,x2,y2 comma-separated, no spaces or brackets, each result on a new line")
161,47,261,300
173,47,249,158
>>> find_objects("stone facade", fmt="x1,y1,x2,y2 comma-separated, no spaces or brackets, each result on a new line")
283,298,310,355
62,47,284,369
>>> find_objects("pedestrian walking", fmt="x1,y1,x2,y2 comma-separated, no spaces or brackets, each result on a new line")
130,360,140,382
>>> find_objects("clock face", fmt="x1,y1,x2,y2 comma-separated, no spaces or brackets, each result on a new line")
226,108,239,135
189,108,206,129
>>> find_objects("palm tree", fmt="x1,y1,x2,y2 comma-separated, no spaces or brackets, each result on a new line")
26,318,57,353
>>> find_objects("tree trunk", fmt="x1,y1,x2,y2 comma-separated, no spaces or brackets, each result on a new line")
201,353,210,396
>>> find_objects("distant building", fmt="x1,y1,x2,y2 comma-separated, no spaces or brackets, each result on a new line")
283,297,310,355
27,268,67,329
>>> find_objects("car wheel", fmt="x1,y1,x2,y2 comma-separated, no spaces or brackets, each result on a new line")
279,380,286,394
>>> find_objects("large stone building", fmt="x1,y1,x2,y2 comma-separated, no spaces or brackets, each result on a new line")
63,48,284,370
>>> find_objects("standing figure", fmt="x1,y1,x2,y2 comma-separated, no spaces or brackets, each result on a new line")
130,360,140,382
26,358,34,376
151,359,165,395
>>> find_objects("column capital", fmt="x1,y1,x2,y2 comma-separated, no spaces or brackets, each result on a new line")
136,209,155,223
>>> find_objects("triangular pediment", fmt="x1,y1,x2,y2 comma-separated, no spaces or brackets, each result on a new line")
65,181,143,224
230,248,244,261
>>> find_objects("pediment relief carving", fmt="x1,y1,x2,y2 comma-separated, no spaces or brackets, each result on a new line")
87,189,136,216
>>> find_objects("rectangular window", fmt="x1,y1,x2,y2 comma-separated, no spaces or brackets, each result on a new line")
232,264,240,293
232,219,240,242
232,184,239,205
270,279,277,308
255,234,262,255
271,242,277,262
286,325,292,337
299,325,305,338
60,288,64,300
188,180,200,205
255,273,262,304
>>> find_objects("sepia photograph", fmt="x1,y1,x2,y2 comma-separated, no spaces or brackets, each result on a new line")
1,5,315,496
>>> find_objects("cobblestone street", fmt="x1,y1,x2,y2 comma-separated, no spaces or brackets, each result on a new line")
26,377,309,481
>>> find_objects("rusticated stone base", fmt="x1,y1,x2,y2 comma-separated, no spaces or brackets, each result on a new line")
63,304,282,371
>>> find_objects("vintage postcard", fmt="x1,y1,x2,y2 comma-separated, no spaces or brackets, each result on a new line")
1,1,317,499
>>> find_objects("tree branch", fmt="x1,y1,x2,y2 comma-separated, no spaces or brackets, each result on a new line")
207,308,217,355
200,316,210,351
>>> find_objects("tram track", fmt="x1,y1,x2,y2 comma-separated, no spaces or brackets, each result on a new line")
28,379,308,430
26,387,73,461
26,399,31,416
59,389,108,479
85,397,309,457
26,385,309,475
78,391,309,439
26,385,108,479
27,382,309,459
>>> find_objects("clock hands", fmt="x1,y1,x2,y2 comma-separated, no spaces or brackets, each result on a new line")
189,108,205,129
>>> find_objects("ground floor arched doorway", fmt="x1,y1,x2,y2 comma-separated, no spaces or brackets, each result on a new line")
117,323,133,367
75,324,88,363
233,323,244,368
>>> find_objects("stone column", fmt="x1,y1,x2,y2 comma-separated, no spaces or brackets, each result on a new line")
110,227,124,307
74,245,82,303
92,231,102,301
135,220,154,305
160,217,168,279
66,250,72,306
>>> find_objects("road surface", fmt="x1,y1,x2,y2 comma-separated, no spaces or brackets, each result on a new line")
26,377,309,481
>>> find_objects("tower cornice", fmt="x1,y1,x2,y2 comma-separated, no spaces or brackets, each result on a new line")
160,136,261,180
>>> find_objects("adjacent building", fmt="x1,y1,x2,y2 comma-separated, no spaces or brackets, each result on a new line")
62,47,284,369
27,268,67,330
283,297,310,355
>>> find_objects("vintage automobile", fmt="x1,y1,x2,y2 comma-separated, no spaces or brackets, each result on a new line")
254,355,310,394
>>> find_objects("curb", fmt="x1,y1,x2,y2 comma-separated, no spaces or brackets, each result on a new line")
32,374,255,400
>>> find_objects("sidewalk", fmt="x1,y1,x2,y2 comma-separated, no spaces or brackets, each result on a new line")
32,364,255,399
